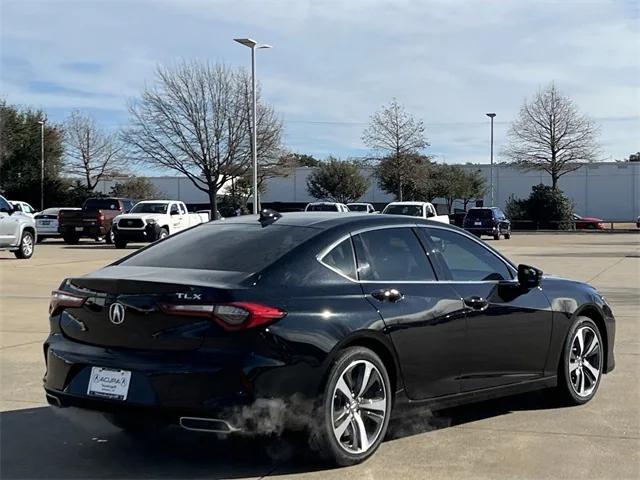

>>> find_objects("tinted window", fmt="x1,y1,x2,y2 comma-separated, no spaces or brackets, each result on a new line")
426,229,512,281
382,204,423,217
131,203,169,214
119,223,318,273
466,209,493,219
321,238,356,279
347,204,368,212
353,228,436,281
307,204,338,212
0,196,11,212
84,199,120,210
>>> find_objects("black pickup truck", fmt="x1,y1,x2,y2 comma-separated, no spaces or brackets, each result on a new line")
58,198,135,244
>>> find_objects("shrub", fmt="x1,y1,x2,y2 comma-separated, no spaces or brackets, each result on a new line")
505,184,574,230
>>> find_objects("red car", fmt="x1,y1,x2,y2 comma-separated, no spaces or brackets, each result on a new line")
572,213,605,230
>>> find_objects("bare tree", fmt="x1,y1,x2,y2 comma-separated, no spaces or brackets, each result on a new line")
64,110,125,189
123,61,282,213
362,98,428,201
504,83,600,189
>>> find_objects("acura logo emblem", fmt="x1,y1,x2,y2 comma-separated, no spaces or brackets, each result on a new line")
109,302,126,325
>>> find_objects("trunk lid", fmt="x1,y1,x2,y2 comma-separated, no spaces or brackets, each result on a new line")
58,266,251,351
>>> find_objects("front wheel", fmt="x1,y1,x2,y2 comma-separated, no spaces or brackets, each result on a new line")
105,229,115,244
504,229,511,239
14,231,35,259
493,233,501,240
556,317,603,405
310,347,392,466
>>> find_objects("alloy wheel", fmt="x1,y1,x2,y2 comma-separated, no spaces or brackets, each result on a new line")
569,325,601,397
22,234,33,257
331,359,387,454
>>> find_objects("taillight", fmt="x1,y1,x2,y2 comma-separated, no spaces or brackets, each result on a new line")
159,302,286,331
96,211,105,225
49,290,86,314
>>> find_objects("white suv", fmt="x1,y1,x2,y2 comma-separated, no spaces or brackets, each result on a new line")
0,194,37,259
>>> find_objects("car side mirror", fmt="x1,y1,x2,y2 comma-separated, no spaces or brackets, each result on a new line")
518,264,542,288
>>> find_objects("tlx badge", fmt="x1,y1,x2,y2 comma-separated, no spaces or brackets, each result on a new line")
176,292,202,300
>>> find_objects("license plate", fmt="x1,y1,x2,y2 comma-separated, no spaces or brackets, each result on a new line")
39,220,50,225
474,221,482,226
75,226,84,231
87,367,131,401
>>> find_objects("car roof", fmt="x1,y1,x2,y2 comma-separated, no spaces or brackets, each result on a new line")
386,201,428,206
217,211,457,231
347,202,371,205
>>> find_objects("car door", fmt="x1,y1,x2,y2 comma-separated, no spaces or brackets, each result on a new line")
169,203,183,231
353,226,467,400
0,196,19,245
421,226,553,391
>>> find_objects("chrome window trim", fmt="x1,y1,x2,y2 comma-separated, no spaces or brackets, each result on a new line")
316,222,517,283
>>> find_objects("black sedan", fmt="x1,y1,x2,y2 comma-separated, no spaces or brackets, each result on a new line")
43,211,615,466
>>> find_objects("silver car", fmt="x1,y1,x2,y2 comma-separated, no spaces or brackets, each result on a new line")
0,194,37,259
35,207,79,242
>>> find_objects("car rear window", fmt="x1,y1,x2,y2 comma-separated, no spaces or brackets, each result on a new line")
383,204,423,217
306,204,338,212
466,209,493,219
84,199,121,210
347,204,368,212
118,223,319,273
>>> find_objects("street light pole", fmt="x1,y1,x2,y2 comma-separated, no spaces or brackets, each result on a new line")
234,37,272,215
38,119,46,211
486,113,496,206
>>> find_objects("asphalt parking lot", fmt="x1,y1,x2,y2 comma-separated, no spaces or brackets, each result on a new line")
1,233,638,480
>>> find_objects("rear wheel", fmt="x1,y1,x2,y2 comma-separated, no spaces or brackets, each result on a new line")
310,347,391,466
14,231,34,259
556,317,603,405
493,233,500,240
504,229,511,240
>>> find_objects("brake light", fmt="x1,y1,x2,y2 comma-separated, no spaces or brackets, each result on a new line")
49,290,86,314
159,302,286,331
96,211,105,226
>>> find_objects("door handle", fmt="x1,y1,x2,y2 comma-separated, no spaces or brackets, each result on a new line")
464,296,489,310
371,288,403,303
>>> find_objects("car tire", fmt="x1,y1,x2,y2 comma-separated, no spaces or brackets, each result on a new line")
114,239,128,249
309,347,392,466
105,229,114,244
14,231,35,259
63,233,80,245
556,316,604,405
158,227,169,241
504,230,511,240
493,233,500,240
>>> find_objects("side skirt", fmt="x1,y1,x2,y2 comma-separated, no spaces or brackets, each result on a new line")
393,376,557,414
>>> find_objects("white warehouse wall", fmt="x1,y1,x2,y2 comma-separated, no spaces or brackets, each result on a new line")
96,162,640,221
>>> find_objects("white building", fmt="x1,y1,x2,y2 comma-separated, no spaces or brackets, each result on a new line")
96,162,640,221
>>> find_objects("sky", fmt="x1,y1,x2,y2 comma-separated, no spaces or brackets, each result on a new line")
1,0,638,165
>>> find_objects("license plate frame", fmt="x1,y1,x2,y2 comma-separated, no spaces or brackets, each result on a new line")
474,221,482,226
75,226,84,232
87,367,131,401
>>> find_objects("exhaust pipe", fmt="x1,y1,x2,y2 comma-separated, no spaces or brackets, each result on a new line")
179,416,241,434
46,393,63,407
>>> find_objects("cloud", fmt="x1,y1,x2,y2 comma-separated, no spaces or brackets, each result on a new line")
0,0,638,162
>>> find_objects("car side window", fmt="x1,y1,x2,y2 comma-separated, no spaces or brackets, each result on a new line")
353,228,436,281
179,203,187,214
0,197,11,213
321,238,356,280
170,204,180,215
426,228,512,281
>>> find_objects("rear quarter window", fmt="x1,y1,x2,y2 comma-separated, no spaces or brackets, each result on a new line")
118,223,319,273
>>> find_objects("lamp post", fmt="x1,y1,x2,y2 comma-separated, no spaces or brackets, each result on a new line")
486,113,496,206
234,37,272,215
37,119,46,211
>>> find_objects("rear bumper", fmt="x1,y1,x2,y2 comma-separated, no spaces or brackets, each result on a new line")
42,333,316,431
463,226,502,236
60,226,108,237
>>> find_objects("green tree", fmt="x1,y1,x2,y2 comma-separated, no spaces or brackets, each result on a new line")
504,184,574,230
280,152,320,168
376,154,436,201
0,101,64,208
306,157,369,203
109,177,162,200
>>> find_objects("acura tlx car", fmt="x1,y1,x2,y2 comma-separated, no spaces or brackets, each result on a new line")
43,211,615,466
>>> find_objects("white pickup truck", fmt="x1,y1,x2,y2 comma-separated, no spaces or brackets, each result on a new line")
381,201,450,224
111,200,210,248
